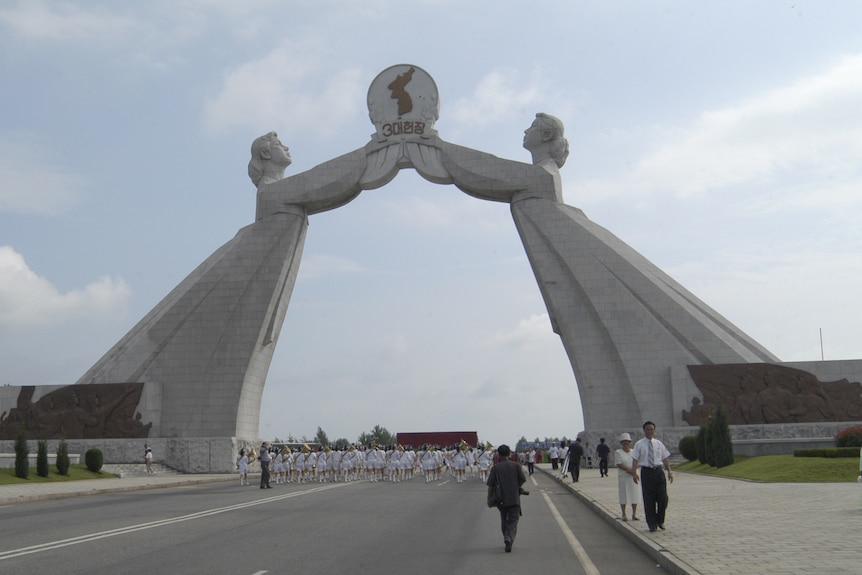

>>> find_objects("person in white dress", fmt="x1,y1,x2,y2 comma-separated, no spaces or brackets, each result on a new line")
614,433,641,521
329,447,342,482
341,445,357,481
453,445,467,483
466,447,477,478
273,451,285,484
317,447,330,482
237,448,249,486
478,444,494,483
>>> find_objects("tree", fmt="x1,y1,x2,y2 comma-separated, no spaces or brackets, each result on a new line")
332,437,352,450
711,403,734,468
36,439,49,477
14,426,29,479
56,439,71,476
357,425,394,446
314,427,330,447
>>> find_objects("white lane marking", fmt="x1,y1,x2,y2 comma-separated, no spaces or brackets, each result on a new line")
0,483,347,561
541,491,602,575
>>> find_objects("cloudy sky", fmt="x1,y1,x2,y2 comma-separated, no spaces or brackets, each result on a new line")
1,1,860,448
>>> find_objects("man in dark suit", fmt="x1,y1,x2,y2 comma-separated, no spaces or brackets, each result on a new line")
486,444,527,552
568,438,584,482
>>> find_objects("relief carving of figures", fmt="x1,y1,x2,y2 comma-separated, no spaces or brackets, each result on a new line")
684,364,861,426
0,383,151,440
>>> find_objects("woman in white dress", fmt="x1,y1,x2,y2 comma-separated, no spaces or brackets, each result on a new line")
317,447,329,482
614,433,641,521
293,448,306,482
477,444,493,483
273,451,285,484
341,445,357,481
453,446,467,483
237,448,249,486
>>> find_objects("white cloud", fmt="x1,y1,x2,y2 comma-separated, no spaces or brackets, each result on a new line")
297,254,365,281
491,313,557,350
0,0,137,42
578,53,862,203
449,67,547,129
203,39,365,137
0,134,87,215
0,246,130,328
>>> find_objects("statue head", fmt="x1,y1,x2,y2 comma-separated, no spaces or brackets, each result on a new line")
248,131,292,188
523,113,569,168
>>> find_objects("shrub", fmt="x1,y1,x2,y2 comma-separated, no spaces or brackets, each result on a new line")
37,439,49,477
711,404,734,468
56,439,70,476
795,447,860,458
14,426,29,479
834,425,862,448
678,435,698,461
85,448,103,472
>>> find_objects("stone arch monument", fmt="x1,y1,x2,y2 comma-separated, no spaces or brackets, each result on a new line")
7,65,859,471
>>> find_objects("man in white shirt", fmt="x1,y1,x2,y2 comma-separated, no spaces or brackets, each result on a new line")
549,443,560,470
630,421,674,532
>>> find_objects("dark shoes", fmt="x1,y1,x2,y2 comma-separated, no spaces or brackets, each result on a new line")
658,524,665,530
504,541,512,553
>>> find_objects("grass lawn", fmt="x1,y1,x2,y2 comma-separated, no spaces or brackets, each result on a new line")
0,464,115,486
677,454,860,483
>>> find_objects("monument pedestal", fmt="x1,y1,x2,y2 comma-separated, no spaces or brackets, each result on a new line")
0,436,257,474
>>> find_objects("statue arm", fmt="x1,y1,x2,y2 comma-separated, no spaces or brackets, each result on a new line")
256,147,367,219
439,141,561,203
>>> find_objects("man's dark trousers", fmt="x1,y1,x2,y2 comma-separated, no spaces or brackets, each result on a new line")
260,461,271,488
498,505,521,546
640,467,668,528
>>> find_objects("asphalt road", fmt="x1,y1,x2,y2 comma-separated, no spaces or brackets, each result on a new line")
0,471,657,574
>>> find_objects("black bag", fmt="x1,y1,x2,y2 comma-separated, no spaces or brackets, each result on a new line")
489,481,503,507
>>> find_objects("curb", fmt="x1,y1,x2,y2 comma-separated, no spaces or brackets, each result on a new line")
538,467,702,575
0,475,234,506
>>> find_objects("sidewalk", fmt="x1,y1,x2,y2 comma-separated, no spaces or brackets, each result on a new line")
537,463,861,575
0,473,233,506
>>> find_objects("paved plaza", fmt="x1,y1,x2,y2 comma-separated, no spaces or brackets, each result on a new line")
2,464,860,574
538,463,861,575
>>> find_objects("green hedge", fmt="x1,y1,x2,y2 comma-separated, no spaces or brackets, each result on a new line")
678,435,698,461
794,447,860,458
85,449,104,472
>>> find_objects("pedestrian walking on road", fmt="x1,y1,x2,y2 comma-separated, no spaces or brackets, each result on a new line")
568,438,584,482
596,437,611,477
487,444,527,553
237,449,249,486
144,447,154,474
631,421,673,532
